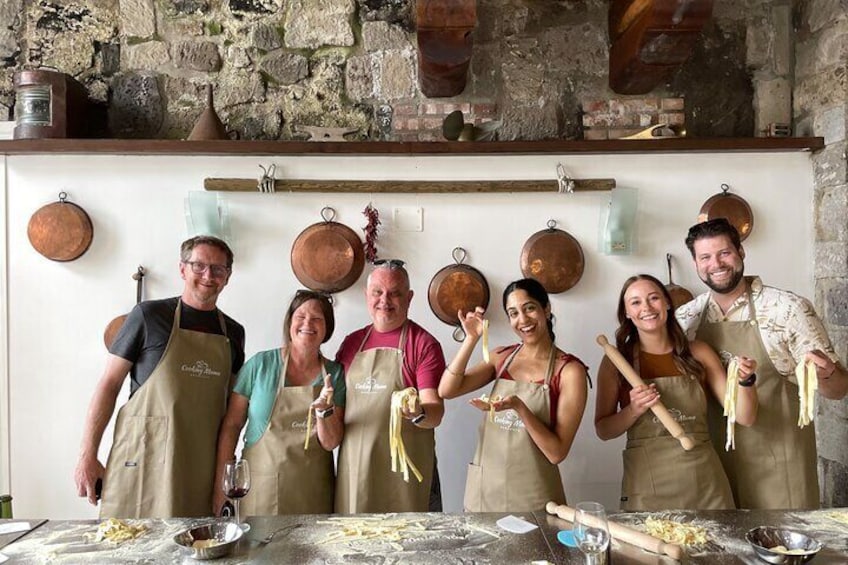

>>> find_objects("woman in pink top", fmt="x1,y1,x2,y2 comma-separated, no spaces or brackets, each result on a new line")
439,278,589,512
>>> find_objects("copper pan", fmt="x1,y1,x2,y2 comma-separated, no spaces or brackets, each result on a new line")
665,253,693,309
698,183,754,241
104,266,145,349
520,220,585,294
290,207,365,294
27,191,93,261
428,247,490,341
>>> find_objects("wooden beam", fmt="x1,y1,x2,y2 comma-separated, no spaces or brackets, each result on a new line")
203,178,617,193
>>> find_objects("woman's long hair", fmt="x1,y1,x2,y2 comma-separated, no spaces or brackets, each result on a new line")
614,274,704,380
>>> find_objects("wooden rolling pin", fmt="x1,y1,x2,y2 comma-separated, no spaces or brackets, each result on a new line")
596,335,695,451
545,502,684,561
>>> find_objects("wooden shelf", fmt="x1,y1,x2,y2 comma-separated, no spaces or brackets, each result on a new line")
0,137,824,155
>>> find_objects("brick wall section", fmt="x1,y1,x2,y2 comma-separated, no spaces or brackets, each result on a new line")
582,97,685,140
390,101,499,141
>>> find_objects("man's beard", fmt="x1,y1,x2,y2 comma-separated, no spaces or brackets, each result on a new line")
703,266,745,294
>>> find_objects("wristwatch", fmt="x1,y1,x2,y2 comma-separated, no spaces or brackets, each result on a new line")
316,406,335,419
411,411,426,425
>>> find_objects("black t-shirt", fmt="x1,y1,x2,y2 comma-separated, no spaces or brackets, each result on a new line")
109,297,246,395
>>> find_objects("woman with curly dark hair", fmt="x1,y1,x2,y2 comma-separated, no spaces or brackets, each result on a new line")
595,274,758,511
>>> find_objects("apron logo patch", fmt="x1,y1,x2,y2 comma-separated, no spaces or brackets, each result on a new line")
655,408,696,425
493,410,525,431
180,360,222,378
354,377,387,393
291,419,308,430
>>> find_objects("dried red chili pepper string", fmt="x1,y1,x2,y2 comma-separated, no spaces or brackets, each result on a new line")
362,204,380,263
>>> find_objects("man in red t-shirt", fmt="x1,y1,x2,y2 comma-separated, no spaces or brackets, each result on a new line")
335,261,446,512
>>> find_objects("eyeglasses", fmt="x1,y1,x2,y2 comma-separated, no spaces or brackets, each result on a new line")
183,260,230,278
372,259,406,269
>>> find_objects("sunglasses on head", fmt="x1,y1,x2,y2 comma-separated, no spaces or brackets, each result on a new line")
372,259,406,268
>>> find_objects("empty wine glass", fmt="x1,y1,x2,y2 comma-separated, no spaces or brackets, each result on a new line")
222,459,251,532
573,501,610,565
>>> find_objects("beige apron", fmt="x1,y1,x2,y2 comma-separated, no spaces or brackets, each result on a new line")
240,349,334,515
697,289,819,509
101,302,231,518
335,324,435,513
620,353,733,511
464,345,566,512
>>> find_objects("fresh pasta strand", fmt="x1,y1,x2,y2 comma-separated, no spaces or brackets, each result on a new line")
389,388,423,483
478,393,502,422
796,359,817,428
723,358,740,451
481,319,490,364
304,406,314,450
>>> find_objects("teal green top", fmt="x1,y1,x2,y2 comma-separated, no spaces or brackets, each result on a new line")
233,348,346,448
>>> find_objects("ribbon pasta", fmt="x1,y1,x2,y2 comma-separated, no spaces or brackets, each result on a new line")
723,358,740,451
389,388,423,483
796,359,817,428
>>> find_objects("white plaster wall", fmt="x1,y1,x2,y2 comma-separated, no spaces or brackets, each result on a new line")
1,151,814,519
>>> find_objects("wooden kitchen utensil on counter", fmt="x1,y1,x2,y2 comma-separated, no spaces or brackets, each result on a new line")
665,253,694,309
520,220,585,294
698,183,754,241
596,334,696,451
545,501,684,560
427,247,490,341
290,207,365,294
104,266,145,349
27,191,93,262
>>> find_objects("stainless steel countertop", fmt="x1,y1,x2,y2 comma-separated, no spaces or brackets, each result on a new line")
1,508,847,564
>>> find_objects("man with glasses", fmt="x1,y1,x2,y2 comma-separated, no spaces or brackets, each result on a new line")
335,259,447,513
677,219,847,509
74,235,245,518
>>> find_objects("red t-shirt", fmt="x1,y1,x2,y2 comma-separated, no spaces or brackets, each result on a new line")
496,344,587,426
335,321,446,390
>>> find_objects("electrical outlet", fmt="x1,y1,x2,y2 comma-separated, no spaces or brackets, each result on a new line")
393,207,423,232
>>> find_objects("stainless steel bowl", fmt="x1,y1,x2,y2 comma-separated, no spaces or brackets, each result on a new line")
745,526,822,564
173,522,244,560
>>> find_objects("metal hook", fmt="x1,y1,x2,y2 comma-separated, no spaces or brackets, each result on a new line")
546,219,557,230
556,163,576,194
58,191,68,202
320,206,336,223
452,326,466,342
452,247,467,265
257,164,276,193
720,183,730,194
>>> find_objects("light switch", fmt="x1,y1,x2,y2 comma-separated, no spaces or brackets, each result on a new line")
393,206,423,232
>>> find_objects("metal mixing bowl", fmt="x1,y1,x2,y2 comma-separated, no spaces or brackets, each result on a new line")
173,522,244,560
745,526,822,564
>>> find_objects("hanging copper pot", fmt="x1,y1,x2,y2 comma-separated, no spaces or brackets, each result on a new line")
104,266,145,349
290,207,365,294
520,220,585,294
428,247,490,341
27,191,93,261
698,183,754,241
665,253,693,309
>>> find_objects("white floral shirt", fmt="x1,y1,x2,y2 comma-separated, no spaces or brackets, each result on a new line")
675,276,840,376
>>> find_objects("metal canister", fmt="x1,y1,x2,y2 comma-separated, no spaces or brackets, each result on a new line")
0,494,12,519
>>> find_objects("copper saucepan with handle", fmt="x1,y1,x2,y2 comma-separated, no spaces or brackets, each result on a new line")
698,183,754,241
665,253,693,309
428,247,490,341
104,266,145,349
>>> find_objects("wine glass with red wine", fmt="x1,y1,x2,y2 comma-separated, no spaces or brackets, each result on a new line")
222,459,251,531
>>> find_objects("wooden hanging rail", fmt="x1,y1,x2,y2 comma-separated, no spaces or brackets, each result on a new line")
203,178,616,193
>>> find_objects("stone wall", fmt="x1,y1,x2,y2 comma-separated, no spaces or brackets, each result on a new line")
795,0,848,508
0,0,794,141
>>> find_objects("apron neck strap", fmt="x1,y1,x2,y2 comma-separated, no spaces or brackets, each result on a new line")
175,300,228,336
357,322,408,352
498,343,557,385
